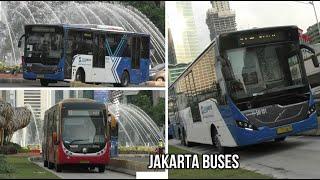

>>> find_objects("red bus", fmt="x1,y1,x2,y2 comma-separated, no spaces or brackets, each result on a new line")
42,98,110,173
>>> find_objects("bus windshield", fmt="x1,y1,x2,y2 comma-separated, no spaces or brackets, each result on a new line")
25,31,62,59
223,42,307,101
62,109,105,148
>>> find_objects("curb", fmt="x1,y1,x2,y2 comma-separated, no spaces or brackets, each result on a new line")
28,155,152,176
106,158,154,176
0,78,30,84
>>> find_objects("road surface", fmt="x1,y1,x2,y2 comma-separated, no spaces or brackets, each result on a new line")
169,136,320,179
34,161,134,179
0,79,164,87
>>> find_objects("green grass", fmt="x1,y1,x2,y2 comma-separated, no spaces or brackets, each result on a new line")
169,145,272,179
0,156,60,179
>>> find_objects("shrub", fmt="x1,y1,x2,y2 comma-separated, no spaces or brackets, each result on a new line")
0,155,15,174
118,146,156,154
0,142,22,155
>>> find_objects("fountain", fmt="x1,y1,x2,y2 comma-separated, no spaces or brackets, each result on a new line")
108,103,164,147
0,1,164,66
11,104,40,147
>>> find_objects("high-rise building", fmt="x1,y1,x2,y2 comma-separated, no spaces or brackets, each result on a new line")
168,63,189,84
168,28,177,65
170,1,200,64
306,22,320,44
206,1,236,41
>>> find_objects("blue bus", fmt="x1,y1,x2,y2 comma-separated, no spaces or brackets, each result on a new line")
18,24,150,87
169,26,319,153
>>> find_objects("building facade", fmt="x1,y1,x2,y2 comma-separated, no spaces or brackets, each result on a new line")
168,28,177,65
206,1,236,41
170,1,200,64
168,63,189,84
306,22,320,44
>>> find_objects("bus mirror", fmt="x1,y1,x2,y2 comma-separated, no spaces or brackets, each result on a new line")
18,34,25,48
18,40,22,48
312,55,319,68
52,132,58,144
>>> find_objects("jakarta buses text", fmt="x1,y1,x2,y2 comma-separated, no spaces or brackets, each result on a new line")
148,154,240,169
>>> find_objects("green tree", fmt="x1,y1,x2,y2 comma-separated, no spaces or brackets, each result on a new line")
121,1,165,35
127,91,165,127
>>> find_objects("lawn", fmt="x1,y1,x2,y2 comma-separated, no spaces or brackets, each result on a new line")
168,145,272,179
0,155,60,179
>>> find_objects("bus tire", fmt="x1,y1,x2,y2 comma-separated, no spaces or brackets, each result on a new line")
55,164,62,172
98,165,105,173
48,162,54,169
182,129,191,147
76,68,85,83
44,160,48,167
40,79,49,87
275,137,286,142
156,77,165,82
120,71,130,87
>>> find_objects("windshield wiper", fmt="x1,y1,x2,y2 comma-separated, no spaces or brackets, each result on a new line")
65,139,89,145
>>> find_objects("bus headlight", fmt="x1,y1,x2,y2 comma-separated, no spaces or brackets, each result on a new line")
236,120,257,130
307,104,317,117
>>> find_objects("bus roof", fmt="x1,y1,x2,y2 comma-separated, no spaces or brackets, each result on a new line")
58,98,96,104
169,25,299,89
217,25,298,38
25,24,150,36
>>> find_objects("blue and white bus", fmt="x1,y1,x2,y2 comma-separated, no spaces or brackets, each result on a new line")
18,24,150,87
169,26,320,153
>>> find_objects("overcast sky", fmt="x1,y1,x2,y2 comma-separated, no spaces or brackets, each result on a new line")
169,1,320,50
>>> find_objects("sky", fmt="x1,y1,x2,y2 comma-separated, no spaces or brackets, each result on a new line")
168,1,320,51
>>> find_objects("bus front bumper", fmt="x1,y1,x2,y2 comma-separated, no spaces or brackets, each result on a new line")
230,112,318,147
23,71,64,81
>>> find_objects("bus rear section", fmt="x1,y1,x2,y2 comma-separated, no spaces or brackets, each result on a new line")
43,99,110,172
69,31,151,87
20,25,65,86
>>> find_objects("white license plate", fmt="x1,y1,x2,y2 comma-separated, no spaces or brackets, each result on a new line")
37,74,44,79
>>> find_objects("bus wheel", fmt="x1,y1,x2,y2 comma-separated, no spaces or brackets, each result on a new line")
120,71,130,87
156,77,165,82
213,134,224,154
76,69,85,83
44,160,48,167
180,129,185,145
40,79,49,87
213,134,231,154
55,164,62,172
275,137,286,142
98,165,105,173
182,129,191,147
48,162,54,169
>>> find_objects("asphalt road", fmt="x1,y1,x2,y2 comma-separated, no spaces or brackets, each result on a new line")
0,79,165,87
169,136,320,179
0,81,70,87
34,161,134,179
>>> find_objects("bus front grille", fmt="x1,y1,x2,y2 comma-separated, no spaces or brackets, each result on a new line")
243,101,309,128
26,63,57,74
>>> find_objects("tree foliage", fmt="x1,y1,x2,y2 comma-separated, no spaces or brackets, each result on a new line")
127,91,165,127
121,1,165,35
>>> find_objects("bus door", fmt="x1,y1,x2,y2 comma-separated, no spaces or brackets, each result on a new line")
131,36,142,83
91,33,106,82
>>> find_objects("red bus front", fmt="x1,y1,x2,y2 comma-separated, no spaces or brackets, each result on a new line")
53,103,110,172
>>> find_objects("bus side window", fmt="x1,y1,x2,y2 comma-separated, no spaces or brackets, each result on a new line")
131,37,141,69
93,34,105,68
140,37,149,59
123,37,132,58
82,32,93,55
